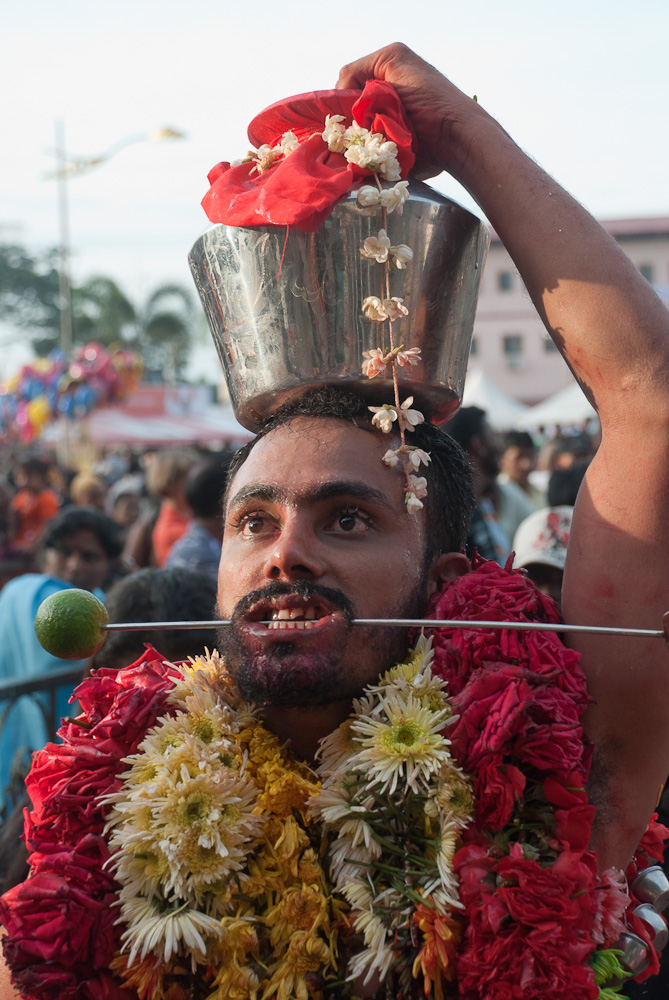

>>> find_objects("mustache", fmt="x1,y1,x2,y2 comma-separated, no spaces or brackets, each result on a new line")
226,580,356,624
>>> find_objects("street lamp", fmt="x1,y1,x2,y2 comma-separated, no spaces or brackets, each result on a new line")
44,122,186,354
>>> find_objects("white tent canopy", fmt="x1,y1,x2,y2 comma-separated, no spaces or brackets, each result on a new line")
461,368,530,430
516,381,597,429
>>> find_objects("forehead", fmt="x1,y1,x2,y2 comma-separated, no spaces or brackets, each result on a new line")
227,417,406,509
49,528,106,555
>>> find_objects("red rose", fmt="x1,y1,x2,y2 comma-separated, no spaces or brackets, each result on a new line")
514,721,586,778
474,759,526,830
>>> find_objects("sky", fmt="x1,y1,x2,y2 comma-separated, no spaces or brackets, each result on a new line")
2,0,669,378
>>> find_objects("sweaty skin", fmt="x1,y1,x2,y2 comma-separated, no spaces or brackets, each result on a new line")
217,417,467,761
336,44,669,870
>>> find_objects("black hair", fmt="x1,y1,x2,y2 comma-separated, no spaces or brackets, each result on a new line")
184,454,233,520
19,457,49,479
503,430,535,451
224,387,475,559
91,567,218,669
42,506,123,559
547,462,589,507
443,406,487,452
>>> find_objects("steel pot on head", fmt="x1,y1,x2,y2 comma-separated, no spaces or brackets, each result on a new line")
189,179,490,432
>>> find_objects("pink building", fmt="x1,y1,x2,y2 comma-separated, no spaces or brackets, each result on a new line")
472,217,669,404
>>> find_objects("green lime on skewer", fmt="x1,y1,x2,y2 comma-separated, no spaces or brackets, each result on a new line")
34,588,109,660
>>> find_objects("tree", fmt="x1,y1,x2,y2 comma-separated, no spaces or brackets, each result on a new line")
0,241,60,352
137,284,195,382
0,239,197,382
72,276,136,347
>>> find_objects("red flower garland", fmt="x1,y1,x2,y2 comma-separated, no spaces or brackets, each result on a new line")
0,648,179,999
423,554,669,999
2,559,668,999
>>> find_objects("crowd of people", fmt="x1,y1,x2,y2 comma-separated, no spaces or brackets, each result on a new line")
0,419,597,829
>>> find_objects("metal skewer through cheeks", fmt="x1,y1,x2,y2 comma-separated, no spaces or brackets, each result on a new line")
103,615,669,641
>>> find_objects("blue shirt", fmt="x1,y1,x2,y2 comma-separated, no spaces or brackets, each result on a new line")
165,522,221,581
0,574,104,814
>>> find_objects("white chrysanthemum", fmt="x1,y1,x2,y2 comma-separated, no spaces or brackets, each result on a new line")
348,909,395,985
313,718,357,779
349,691,452,794
120,894,223,967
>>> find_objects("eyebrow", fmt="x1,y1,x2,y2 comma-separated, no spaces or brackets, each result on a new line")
226,479,395,514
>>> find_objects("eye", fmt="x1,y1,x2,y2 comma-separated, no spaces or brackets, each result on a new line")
229,511,275,538
328,507,372,534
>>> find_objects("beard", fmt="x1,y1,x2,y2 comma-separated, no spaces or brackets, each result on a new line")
216,576,429,708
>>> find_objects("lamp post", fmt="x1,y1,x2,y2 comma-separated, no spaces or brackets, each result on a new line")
44,123,186,354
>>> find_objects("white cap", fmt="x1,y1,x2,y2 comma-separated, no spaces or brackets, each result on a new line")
512,506,573,571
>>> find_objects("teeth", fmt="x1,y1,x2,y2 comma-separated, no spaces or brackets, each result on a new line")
266,619,317,631
276,609,290,620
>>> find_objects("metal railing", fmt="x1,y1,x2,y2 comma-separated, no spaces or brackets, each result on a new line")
0,666,85,821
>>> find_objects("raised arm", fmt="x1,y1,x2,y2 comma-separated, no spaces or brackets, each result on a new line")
338,43,669,869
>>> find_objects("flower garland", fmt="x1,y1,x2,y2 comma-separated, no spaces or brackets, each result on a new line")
2,559,668,1000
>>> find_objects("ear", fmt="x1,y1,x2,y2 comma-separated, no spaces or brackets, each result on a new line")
427,551,471,597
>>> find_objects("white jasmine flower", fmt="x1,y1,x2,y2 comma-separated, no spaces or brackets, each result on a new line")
361,347,387,378
251,143,279,173
406,492,424,513
360,230,391,264
362,296,388,322
279,131,299,156
380,180,410,215
382,448,400,467
383,297,409,322
368,404,397,433
398,396,425,430
356,184,382,208
322,114,347,153
343,121,370,144
396,346,421,370
390,244,414,269
408,448,431,470
408,474,428,499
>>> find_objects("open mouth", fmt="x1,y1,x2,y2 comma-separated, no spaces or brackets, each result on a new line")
244,596,341,635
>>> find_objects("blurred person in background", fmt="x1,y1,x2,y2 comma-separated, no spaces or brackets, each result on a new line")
547,462,589,507
9,458,60,556
512,506,573,611
110,489,141,543
0,566,219,896
0,507,122,816
499,430,545,510
68,472,108,511
146,449,196,567
445,407,532,562
165,454,232,581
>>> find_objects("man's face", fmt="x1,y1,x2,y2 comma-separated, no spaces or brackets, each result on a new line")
217,417,432,708
501,445,536,487
42,528,111,591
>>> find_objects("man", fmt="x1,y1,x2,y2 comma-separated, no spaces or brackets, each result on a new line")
213,44,669,875
9,458,60,555
2,43,669,999
0,506,122,813
166,454,231,581
499,429,545,511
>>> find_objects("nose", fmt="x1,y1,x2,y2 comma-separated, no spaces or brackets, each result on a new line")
262,517,325,582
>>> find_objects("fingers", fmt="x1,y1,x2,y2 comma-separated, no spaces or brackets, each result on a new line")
336,41,415,90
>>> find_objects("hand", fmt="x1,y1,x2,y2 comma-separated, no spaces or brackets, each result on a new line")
336,42,483,180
